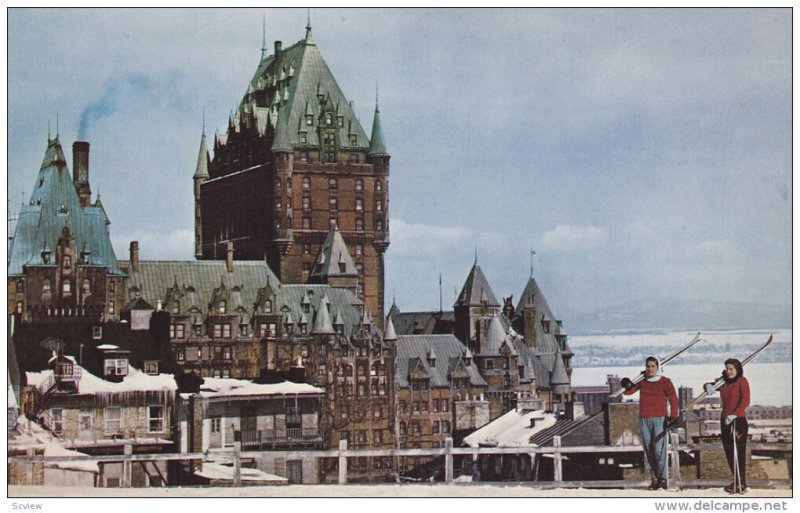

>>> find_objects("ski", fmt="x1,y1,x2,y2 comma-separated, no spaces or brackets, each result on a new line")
610,332,703,398
681,334,773,412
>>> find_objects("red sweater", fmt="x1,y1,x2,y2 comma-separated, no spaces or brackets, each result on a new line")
720,377,750,419
624,376,679,418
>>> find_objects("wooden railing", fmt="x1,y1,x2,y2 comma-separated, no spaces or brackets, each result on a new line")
8,436,792,489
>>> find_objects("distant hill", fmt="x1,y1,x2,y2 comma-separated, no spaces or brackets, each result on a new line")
563,297,791,334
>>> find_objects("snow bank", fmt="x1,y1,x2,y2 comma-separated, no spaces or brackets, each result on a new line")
12,416,98,473
196,461,287,483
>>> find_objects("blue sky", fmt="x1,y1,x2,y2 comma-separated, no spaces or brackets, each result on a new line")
7,8,792,323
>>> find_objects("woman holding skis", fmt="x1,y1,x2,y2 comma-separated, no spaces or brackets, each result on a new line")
707,358,750,494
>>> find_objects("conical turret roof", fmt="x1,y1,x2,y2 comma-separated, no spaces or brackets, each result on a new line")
312,299,335,334
368,104,389,156
193,132,209,179
455,263,499,307
383,316,397,341
310,225,357,278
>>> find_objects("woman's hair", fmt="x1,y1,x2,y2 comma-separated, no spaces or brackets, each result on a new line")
724,358,744,379
645,356,659,367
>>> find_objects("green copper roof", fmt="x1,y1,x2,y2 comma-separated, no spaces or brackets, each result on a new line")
239,33,375,152
368,105,389,156
8,137,123,276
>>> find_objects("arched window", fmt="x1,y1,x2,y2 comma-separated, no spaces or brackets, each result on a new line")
219,301,226,314
172,302,180,314
62,255,72,269
375,179,383,191
325,113,333,126
82,279,91,294
62,279,72,296
265,300,272,313
302,177,311,189
329,178,337,190
355,178,363,191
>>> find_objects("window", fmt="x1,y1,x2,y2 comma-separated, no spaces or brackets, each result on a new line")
442,400,449,413
376,180,383,191
355,198,363,211
338,116,344,127
144,361,159,375
175,348,185,361
373,429,383,444
105,406,122,434
62,279,72,296
300,151,309,162
213,324,222,338
486,360,494,370
240,324,248,336
442,420,451,433
350,134,357,145
63,255,72,269
108,300,115,314
355,178,364,191
222,324,231,338
300,324,307,335
306,115,313,126
357,430,367,444
329,178,337,190
104,359,129,377
432,421,440,434
302,217,311,229
302,196,311,209
355,244,363,256
194,325,202,336
78,412,92,432
92,326,103,339
340,431,349,444
376,199,383,212
376,218,384,231
15,301,22,314
211,416,221,434
223,346,232,360
329,197,338,211
433,399,440,413
324,151,336,163
51,408,63,434
299,132,307,143
148,405,164,432
325,113,333,126
349,153,358,163
265,300,272,313
399,422,406,435
218,301,226,314
176,324,185,339
356,262,363,275
356,218,364,231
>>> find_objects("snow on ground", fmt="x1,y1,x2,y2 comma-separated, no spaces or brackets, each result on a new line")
7,483,792,498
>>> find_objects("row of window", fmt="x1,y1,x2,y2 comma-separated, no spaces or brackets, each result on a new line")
335,381,389,397
399,399,451,414
174,346,232,361
50,405,164,435
298,132,360,146
280,177,384,192
340,429,388,446
399,420,451,435
300,197,383,212
298,217,384,231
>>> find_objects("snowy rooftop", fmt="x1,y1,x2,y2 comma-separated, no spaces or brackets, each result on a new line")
463,409,557,448
26,364,177,394
196,460,287,484
194,378,324,399
10,416,98,473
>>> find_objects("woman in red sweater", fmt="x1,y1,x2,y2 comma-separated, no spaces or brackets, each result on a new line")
716,358,750,494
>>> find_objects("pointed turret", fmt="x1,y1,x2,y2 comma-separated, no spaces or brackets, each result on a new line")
194,129,209,259
312,299,335,335
480,315,508,356
455,263,499,307
310,225,357,279
193,131,209,180
368,103,389,157
550,350,571,386
383,315,397,341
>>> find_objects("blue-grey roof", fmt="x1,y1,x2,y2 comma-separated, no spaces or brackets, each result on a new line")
8,138,123,276
396,334,487,388
122,259,364,336
479,315,518,357
310,226,357,278
455,264,499,307
368,106,388,156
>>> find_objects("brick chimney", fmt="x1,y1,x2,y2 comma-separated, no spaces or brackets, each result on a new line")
72,141,91,207
129,241,139,272
226,241,234,273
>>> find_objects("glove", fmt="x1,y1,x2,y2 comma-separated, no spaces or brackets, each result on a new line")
620,377,633,391
664,417,678,429
704,383,716,396
725,414,737,426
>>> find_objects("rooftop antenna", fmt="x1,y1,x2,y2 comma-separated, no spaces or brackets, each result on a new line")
439,273,443,313
202,106,206,137
305,8,312,38
47,120,51,140
530,246,536,278
375,80,379,110
261,14,267,61
474,246,478,265
56,113,59,138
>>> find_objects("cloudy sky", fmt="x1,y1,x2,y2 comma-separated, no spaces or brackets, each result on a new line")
7,8,792,325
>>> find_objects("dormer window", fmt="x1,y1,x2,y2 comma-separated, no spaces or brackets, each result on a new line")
300,324,307,335
349,134,357,145
219,301,226,314
172,302,180,314
104,359,129,377
62,279,72,297
92,326,103,340
63,255,72,269
306,115,313,126
338,116,344,127
299,131,308,143
144,361,159,375
325,113,333,126
264,300,272,313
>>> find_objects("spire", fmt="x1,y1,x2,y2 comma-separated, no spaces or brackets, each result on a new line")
304,9,314,44
193,129,209,179
530,246,536,278
312,298,335,334
368,98,389,157
310,225,357,278
261,14,267,61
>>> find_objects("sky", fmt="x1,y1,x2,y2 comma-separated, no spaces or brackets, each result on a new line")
6,8,793,327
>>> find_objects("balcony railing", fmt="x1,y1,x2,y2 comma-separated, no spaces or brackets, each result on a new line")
241,428,324,449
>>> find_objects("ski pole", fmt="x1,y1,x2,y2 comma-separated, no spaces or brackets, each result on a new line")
731,418,740,493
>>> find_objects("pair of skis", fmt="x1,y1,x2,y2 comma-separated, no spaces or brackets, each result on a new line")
609,332,703,398
680,335,773,412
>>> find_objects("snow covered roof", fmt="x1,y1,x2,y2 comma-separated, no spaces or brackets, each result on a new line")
10,416,98,473
26,364,177,395
463,408,557,448
195,378,324,399
196,460,287,483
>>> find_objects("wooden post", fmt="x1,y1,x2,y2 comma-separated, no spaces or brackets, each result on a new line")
553,436,563,482
445,437,453,483
669,431,680,490
233,432,242,487
338,440,348,485
123,444,133,487
26,448,35,485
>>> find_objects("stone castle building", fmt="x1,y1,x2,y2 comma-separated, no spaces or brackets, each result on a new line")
194,24,389,326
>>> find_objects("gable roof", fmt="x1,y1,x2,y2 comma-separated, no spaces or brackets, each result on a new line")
8,137,123,276
310,226,357,279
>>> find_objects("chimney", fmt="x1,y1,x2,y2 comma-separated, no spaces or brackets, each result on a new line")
226,241,234,273
129,241,139,272
72,141,91,207
274,40,282,60
530,418,536,428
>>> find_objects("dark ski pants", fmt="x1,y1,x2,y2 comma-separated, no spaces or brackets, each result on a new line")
721,417,748,488
639,416,668,480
